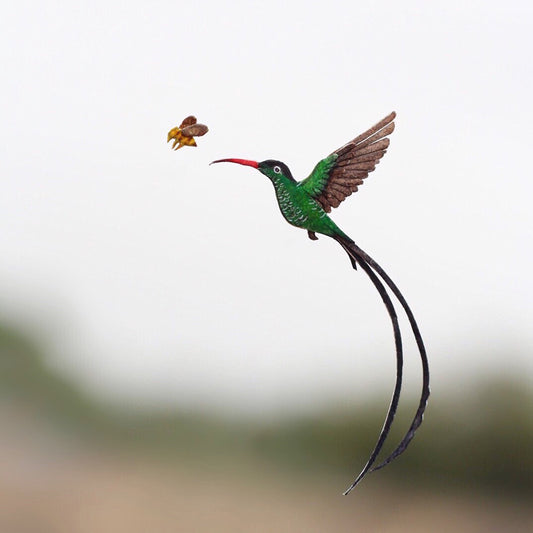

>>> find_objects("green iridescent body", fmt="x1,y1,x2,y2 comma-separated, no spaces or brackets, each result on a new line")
259,155,351,242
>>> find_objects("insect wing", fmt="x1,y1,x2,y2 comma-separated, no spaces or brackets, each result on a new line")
179,115,197,129
181,123,208,137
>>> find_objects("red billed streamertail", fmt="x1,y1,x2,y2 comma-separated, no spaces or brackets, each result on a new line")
211,112,429,494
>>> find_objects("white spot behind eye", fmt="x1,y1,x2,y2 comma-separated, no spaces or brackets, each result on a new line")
274,166,281,174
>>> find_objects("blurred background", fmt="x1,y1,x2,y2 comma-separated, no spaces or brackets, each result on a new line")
1,1,532,531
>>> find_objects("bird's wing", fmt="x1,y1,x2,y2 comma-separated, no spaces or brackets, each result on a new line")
180,115,197,128
299,112,396,212
181,123,209,137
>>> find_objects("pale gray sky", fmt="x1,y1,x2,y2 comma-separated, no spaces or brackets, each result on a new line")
1,1,532,415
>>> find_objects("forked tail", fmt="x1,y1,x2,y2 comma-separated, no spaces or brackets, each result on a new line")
334,235,430,494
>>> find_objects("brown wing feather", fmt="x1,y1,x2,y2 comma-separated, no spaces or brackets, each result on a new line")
181,123,209,137
316,112,396,212
179,115,197,128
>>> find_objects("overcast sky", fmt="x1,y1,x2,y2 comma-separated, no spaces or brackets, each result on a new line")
1,1,532,415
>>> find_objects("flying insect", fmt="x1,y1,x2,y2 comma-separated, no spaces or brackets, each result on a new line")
167,116,208,150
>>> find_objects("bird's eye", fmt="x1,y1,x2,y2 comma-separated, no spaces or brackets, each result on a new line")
273,165,282,174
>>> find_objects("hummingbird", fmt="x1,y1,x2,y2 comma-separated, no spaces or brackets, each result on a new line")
211,112,429,494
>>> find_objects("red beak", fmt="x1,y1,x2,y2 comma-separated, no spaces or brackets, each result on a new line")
210,158,259,168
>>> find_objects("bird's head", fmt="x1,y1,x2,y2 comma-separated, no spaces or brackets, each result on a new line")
210,158,295,182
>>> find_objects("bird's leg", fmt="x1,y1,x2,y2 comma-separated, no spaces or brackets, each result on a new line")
307,230,318,241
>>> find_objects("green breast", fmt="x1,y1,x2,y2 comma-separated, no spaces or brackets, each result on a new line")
271,178,342,238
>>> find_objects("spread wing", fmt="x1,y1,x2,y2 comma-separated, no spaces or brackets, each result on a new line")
181,123,209,137
299,112,396,212
179,115,197,129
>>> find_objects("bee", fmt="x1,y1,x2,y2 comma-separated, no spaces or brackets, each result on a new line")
167,116,209,150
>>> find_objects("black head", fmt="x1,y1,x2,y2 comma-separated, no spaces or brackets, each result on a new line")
257,160,296,182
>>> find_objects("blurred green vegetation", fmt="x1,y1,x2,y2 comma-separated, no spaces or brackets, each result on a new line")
1,321,532,496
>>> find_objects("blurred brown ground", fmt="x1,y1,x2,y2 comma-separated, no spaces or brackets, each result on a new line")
1,416,531,533
2,323,532,532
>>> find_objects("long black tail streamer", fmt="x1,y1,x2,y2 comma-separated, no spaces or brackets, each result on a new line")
350,242,430,473
337,237,430,492
336,239,403,495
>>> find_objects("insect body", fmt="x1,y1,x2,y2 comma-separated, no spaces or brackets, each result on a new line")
167,116,208,150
